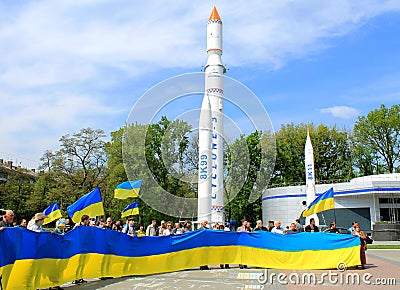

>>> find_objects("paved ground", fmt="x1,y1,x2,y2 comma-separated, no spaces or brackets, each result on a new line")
60,249,400,289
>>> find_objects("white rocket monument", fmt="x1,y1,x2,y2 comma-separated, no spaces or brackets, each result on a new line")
305,129,320,225
198,7,226,224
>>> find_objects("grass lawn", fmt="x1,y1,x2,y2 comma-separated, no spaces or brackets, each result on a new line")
367,245,400,249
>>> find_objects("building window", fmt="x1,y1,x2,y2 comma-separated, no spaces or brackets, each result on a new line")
380,208,399,222
379,198,400,204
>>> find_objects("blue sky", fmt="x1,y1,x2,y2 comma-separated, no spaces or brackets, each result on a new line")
0,0,399,169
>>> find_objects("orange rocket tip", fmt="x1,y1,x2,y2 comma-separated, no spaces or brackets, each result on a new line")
209,6,221,21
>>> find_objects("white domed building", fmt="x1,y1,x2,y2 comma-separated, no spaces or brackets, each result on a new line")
262,173,400,231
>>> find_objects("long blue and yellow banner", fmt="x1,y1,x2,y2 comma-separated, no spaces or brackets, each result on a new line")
0,227,360,289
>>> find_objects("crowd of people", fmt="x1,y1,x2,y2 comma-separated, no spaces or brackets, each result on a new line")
0,209,358,238
0,210,368,272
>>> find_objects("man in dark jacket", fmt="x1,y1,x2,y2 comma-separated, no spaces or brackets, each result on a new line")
304,218,319,232
327,222,340,233
254,220,268,231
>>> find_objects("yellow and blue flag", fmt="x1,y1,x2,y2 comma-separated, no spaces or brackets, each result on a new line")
0,227,361,289
42,202,62,225
121,202,139,218
303,187,335,217
114,180,142,199
67,188,105,223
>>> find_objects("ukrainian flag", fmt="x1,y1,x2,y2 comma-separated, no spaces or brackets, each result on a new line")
67,188,105,223
114,180,142,199
121,202,139,218
42,202,62,225
303,187,335,217
0,228,361,289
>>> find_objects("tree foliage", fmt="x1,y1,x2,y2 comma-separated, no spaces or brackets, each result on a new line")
353,104,400,173
225,132,262,223
0,171,35,221
271,123,353,186
29,128,108,218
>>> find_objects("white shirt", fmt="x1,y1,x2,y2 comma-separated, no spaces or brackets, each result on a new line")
271,227,284,235
28,223,43,233
174,228,183,235
146,224,157,236
163,228,173,236
122,224,135,236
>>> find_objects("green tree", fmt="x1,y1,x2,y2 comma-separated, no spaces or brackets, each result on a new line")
103,127,161,224
145,117,194,197
271,123,353,186
272,123,308,185
2,171,35,221
225,131,275,223
350,141,377,176
313,124,353,181
35,128,108,215
57,128,108,194
106,118,196,224
353,104,400,173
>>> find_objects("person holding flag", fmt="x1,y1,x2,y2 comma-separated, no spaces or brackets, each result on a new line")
43,202,62,225
122,218,136,237
27,213,47,233
121,202,139,236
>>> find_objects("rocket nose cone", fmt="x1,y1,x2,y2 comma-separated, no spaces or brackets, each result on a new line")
209,6,221,21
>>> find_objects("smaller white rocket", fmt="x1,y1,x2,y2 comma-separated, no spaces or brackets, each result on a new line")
305,129,320,226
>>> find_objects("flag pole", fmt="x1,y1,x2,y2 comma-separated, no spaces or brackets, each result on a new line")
321,212,327,226
333,207,337,224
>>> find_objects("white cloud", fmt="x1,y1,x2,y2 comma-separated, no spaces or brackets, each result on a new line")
320,106,360,119
222,0,400,68
1,0,399,89
0,90,125,168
